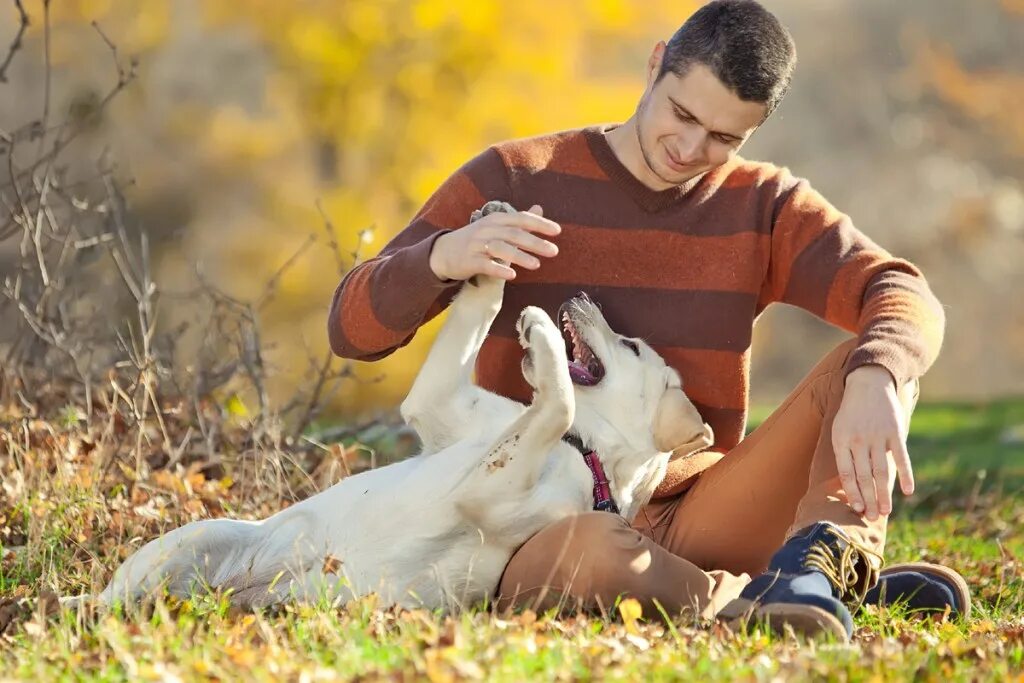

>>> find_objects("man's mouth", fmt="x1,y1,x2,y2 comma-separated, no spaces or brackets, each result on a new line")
559,308,605,386
665,148,689,172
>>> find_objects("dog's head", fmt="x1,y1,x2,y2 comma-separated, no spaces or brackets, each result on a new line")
555,292,714,510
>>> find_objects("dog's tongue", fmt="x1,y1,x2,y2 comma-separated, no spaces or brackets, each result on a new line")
568,360,597,386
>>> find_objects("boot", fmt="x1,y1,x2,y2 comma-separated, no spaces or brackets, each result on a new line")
718,522,881,640
866,562,971,618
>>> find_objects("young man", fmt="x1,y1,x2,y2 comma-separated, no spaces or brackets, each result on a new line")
327,1,969,639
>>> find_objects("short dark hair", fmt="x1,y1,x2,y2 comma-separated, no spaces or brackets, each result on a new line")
658,0,797,119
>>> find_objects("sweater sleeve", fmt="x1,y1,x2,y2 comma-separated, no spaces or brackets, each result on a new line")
327,146,512,361
757,171,946,389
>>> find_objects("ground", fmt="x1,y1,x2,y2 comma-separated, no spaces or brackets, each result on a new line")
0,398,1021,681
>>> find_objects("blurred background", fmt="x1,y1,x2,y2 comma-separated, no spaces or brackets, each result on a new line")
1,0,1022,420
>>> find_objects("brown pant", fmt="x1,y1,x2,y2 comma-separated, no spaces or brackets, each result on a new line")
496,339,920,620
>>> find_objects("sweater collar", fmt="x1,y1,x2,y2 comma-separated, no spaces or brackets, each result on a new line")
583,123,708,214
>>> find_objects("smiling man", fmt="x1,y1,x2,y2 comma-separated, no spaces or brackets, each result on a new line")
327,0,969,639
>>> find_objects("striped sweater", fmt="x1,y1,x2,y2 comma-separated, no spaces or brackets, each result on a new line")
327,124,945,498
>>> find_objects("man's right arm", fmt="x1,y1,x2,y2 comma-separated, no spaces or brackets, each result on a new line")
327,147,511,361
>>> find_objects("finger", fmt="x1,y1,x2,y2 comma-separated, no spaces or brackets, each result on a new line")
494,227,559,258
852,442,879,520
835,446,863,514
497,210,562,236
477,256,517,280
482,239,541,270
527,204,544,216
890,435,915,496
869,442,892,517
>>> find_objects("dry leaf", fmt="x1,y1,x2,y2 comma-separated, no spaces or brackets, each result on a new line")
618,598,643,635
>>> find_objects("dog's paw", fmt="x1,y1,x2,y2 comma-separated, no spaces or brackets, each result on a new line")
517,307,567,385
470,200,518,224
518,306,573,400
516,307,558,349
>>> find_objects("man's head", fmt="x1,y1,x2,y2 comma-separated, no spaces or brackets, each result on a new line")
630,0,797,187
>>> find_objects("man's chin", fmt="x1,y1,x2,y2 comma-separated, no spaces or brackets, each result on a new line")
661,163,703,185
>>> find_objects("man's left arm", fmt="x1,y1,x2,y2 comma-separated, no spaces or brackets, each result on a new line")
759,171,946,521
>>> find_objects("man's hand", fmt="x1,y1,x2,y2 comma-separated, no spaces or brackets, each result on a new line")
429,204,561,282
832,365,914,521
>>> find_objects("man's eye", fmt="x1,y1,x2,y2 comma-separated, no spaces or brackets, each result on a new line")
621,339,640,356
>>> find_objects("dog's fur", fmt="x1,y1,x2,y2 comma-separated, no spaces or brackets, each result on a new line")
68,260,712,612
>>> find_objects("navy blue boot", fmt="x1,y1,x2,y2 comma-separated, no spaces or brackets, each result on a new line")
717,522,881,640
865,562,971,618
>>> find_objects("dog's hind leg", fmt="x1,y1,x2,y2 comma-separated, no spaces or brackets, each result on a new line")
94,519,261,605
471,306,574,493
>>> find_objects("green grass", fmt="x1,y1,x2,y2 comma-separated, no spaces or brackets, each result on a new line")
750,397,1024,505
0,399,1022,681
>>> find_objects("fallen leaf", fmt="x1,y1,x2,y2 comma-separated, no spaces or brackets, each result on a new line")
618,598,643,635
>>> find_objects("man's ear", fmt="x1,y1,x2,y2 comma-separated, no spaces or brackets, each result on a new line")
652,384,713,454
647,41,666,88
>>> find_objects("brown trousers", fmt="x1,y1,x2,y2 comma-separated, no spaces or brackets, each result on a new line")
496,339,920,620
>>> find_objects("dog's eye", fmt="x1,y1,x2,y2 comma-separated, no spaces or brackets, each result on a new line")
621,338,640,356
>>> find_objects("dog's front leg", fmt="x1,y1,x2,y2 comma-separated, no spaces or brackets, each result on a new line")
400,270,506,453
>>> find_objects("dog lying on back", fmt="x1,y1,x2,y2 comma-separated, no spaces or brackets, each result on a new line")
66,203,713,613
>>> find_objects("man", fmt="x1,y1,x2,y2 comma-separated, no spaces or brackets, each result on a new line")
327,0,969,639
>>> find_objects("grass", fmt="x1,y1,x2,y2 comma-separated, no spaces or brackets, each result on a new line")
0,399,1022,681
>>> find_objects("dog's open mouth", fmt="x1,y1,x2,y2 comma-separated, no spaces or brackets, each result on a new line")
560,310,605,386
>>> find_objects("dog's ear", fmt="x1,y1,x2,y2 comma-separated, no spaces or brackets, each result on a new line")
653,383,713,455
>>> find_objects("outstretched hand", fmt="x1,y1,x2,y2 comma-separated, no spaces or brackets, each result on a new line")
831,365,915,522
429,204,561,282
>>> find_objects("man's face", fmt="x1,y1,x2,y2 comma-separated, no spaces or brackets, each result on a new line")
634,46,767,188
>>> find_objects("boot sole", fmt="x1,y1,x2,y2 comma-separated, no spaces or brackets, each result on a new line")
718,597,850,641
878,561,972,619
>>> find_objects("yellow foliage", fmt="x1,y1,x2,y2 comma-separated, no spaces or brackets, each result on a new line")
37,0,699,418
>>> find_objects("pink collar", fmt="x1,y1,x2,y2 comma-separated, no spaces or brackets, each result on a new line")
581,450,620,514
562,433,620,515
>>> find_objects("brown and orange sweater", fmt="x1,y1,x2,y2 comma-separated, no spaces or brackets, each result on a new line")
327,124,945,498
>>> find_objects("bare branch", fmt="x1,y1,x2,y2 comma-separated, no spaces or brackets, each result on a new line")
0,0,29,84
255,233,317,311
316,199,347,276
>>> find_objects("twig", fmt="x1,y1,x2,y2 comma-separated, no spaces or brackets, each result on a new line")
0,0,29,83
316,199,347,276
38,0,52,154
255,233,317,310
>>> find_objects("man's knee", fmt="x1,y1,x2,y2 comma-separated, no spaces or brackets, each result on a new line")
898,376,920,422
497,512,635,611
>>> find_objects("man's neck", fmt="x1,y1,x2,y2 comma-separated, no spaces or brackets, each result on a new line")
604,117,686,192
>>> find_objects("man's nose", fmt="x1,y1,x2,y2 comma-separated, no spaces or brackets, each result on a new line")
676,130,708,164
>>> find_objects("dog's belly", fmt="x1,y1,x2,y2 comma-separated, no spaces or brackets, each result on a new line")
257,437,506,607
229,437,594,610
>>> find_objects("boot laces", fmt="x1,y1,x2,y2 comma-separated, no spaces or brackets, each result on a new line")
804,527,883,608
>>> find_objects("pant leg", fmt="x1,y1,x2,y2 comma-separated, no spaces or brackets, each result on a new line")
497,339,920,619
657,339,920,579
495,511,749,620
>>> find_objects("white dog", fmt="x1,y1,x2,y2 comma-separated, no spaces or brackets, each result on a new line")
69,205,713,612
